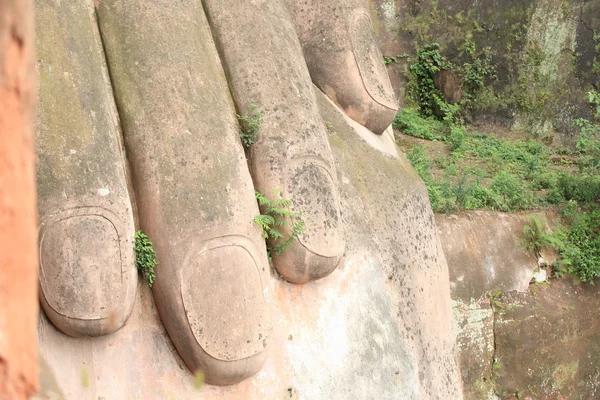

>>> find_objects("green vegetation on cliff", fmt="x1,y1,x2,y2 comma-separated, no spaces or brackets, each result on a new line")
397,87,600,282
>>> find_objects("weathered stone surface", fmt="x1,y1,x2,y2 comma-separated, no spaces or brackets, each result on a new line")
36,86,462,399
438,211,538,399
319,89,463,399
35,0,137,337
494,281,600,399
436,211,536,303
95,0,271,386
288,0,398,134
434,70,463,104
452,298,495,400
0,1,38,398
202,0,345,284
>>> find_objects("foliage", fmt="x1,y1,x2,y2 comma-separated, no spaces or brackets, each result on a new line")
553,207,600,283
490,170,527,212
238,104,264,147
405,41,495,120
402,120,555,213
408,43,454,118
521,215,561,257
134,230,157,288
253,190,305,258
393,108,445,140
575,118,600,170
589,89,600,120
383,55,398,65
399,91,600,283
461,40,495,105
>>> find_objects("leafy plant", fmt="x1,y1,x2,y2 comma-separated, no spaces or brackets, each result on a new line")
253,190,305,257
490,170,527,211
408,43,454,118
521,215,561,258
238,104,264,147
589,89,600,120
383,55,398,65
558,207,600,283
134,230,158,288
393,108,446,140
461,40,495,104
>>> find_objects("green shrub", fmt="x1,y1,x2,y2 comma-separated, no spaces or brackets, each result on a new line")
408,43,454,118
448,125,466,150
407,146,433,181
530,171,558,190
490,170,528,211
521,215,561,257
559,207,600,283
393,108,445,140
134,230,158,288
551,173,600,203
575,118,600,170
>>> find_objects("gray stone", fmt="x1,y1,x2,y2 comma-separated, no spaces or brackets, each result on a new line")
35,0,137,337
287,0,398,134
96,0,271,385
202,0,345,283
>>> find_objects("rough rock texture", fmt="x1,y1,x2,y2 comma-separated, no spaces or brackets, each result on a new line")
370,0,600,142
0,0,38,399
202,0,345,284
95,0,272,386
439,210,600,399
322,90,463,399
494,280,600,399
436,211,536,302
434,70,463,105
437,211,537,399
37,88,462,399
288,0,398,134
35,0,137,338
452,298,495,400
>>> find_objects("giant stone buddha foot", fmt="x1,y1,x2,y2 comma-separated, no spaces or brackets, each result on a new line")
35,0,461,397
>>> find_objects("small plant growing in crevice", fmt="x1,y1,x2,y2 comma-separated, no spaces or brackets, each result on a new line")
521,215,563,259
253,190,305,258
134,230,157,288
238,104,264,147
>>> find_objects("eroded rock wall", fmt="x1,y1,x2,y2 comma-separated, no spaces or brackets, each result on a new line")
370,0,600,143
439,211,600,400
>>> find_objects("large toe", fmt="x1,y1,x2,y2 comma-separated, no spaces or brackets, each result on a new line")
35,0,137,336
154,236,271,385
287,0,398,134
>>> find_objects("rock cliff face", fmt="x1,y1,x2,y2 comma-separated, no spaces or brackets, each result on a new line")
438,211,600,400
32,0,462,398
371,0,599,144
